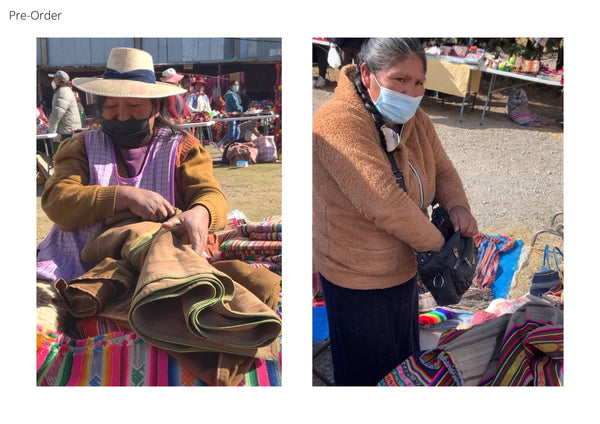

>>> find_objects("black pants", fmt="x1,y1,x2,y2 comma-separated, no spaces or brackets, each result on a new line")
319,273,420,386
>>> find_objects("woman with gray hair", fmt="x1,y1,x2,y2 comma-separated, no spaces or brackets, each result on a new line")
313,38,478,385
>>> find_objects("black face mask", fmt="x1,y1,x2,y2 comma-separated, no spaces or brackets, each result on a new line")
102,115,152,149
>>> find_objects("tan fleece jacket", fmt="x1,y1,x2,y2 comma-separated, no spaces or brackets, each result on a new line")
313,64,472,290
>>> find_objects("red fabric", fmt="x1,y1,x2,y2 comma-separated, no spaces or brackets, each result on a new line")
164,95,190,119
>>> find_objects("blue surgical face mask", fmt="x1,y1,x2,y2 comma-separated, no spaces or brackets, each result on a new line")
232,85,239,92
371,74,423,124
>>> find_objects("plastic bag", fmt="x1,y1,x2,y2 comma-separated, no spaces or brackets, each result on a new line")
327,45,341,68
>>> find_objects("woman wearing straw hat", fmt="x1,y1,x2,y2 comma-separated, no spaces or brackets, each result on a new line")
185,77,212,114
37,47,228,283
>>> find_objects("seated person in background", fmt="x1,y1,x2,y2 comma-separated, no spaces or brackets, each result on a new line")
239,87,251,111
239,120,262,142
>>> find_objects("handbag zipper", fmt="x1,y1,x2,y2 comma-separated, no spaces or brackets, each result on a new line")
408,161,424,209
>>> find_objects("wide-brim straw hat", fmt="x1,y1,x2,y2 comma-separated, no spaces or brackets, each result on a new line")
72,47,186,98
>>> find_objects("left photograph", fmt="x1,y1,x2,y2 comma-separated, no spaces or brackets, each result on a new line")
36,38,282,387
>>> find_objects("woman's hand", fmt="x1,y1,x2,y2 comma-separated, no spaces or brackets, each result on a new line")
161,205,210,255
449,206,479,237
115,186,176,222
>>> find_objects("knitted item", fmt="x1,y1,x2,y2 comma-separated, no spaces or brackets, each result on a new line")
419,307,453,326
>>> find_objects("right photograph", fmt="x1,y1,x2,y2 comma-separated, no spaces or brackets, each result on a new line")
312,38,564,386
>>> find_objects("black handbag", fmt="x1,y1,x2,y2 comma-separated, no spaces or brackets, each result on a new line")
416,204,478,306
383,136,477,306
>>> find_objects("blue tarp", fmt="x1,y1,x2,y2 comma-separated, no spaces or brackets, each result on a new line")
489,239,523,299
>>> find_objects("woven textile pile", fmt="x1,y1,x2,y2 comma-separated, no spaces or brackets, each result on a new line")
217,216,282,274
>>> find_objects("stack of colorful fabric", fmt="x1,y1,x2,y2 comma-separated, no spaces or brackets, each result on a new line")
218,216,282,274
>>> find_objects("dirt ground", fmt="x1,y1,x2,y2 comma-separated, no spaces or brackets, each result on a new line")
312,65,564,386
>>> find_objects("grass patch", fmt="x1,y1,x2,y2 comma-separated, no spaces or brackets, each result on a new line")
212,160,282,222
206,143,281,222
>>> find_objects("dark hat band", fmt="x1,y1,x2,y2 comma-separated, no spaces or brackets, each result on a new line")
103,67,156,84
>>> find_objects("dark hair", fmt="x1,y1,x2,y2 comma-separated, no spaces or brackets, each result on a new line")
354,38,426,146
358,38,426,75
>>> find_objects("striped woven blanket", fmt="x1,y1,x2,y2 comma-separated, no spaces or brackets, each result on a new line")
36,325,282,386
220,239,282,257
379,298,563,386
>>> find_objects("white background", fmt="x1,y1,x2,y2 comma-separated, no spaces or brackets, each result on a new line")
1,0,596,421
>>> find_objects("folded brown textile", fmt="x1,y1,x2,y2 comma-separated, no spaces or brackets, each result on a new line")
128,226,281,358
212,259,281,312
53,218,282,385
54,258,137,318
55,219,281,358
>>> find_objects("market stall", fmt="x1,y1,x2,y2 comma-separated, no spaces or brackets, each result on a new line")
424,43,563,124
174,120,215,144
424,57,482,122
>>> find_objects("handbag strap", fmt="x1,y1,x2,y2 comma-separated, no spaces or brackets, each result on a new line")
553,247,563,268
543,244,563,271
382,125,439,209
542,244,551,268
386,151,407,192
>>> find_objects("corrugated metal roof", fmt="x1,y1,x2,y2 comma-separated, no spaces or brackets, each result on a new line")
37,38,281,68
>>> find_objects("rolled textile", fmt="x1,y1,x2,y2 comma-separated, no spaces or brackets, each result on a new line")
248,232,282,241
236,216,282,238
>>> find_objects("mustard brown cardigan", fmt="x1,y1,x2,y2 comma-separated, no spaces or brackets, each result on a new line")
313,65,472,290
42,128,228,233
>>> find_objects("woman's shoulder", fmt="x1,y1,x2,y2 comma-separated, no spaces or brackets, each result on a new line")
314,94,370,135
